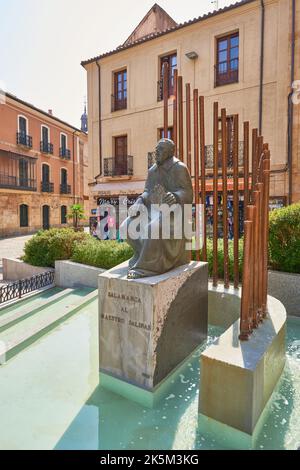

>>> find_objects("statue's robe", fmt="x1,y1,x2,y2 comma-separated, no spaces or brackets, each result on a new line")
123,156,193,277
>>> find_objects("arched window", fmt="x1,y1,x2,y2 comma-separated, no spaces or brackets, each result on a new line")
20,204,29,227
61,205,67,224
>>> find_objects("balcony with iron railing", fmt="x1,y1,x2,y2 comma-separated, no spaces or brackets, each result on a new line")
0,173,36,191
205,142,244,170
103,156,133,177
60,183,71,194
41,181,54,193
111,95,127,112
148,144,244,171
16,132,32,148
215,59,239,87
40,141,54,155
59,148,71,160
157,76,175,101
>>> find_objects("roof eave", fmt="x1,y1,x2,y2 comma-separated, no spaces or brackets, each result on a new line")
81,0,256,67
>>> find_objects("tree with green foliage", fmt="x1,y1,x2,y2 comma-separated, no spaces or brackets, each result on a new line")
67,204,86,231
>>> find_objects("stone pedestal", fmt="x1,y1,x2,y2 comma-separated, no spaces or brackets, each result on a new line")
199,295,286,436
98,261,208,391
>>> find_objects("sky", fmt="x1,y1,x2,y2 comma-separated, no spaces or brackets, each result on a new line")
0,0,234,127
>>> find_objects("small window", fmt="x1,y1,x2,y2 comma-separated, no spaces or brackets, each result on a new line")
158,53,177,100
215,33,239,87
113,69,127,111
61,205,67,224
20,204,29,227
42,126,49,144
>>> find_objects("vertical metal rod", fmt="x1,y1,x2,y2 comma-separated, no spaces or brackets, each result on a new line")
221,108,229,288
199,96,207,261
173,69,178,156
239,219,253,340
233,114,239,289
252,189,261,328
163,62,169,138
262,152,270,317
213,102,219,287
186,83,192,172
257,136,264,183
256,181,264,322
194,89,200,262
244,122,250,206
178,76,184,161
246,204,256,330
251,129,258,198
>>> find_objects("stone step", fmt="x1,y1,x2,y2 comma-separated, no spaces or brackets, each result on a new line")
0,288,97,363
0,288,74,331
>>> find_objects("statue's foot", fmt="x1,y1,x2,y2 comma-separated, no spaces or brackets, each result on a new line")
127,269,149,279
127,270,141,279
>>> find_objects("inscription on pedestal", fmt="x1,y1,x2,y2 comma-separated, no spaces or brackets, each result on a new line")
99,262,208,391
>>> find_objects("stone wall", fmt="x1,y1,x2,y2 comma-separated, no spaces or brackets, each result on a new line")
0,190,78,237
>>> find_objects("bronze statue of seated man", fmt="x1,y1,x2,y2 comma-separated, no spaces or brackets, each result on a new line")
120,138,193,279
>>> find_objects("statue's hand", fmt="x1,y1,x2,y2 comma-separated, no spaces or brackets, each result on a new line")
163,192,177,206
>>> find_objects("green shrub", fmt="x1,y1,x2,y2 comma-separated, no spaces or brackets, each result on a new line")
23,228,89,268
192,238,244,282
269,203,300,274
71,238,133,270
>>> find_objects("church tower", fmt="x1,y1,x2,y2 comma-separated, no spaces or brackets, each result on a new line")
81,101,88,132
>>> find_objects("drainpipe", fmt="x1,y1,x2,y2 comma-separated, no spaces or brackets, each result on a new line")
72,130,76,204
96,61,102,178
288,0,296,204
259,0,265,135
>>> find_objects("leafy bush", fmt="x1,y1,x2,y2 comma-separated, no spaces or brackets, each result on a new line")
269,203,300,274
192,238,244,282
71,238,133,270
23,228,89,267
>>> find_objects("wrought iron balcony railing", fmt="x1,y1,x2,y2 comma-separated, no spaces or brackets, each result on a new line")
111,95,127,112
205,142,244,170
40,141,54,154
215,59,239,87
16,132,32,148
103,155,133,177
60,183,71,194
0,173,36,191
41,181,54,193
157,76,175,101
59,148,71,160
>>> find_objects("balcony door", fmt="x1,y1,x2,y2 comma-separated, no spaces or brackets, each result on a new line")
42,126,49,145
19,159,28,187
61,168,67,185
114,136,127,176
42,205,50,230
42,164,50,184
19,117,27,137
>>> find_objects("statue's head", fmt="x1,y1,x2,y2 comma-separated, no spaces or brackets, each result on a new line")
155,138,175,166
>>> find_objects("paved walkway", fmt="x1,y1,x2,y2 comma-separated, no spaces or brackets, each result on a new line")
0,235,33,282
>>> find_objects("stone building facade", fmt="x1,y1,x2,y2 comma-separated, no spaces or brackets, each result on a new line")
0,93,89,237
82,0,300,214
